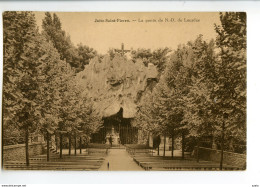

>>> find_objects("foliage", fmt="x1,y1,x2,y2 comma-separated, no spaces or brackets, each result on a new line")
42,12,97,72
107,48,116,60
131,47,171,74
136,12,246,152
3,11,41,135
77,43,97,67
175,36,220,137
214,12,246,140
3,11,246,155
134,73,182,138
42,12,80,71
3,11,102,148
58,75,103,137
134,91,158,134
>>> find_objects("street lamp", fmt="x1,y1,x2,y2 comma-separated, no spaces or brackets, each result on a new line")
220,112,228,170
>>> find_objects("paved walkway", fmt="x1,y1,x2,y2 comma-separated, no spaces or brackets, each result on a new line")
99,148,144,171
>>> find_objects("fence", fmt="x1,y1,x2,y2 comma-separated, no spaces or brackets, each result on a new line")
3,142,45,162
194,147,246,169
3,134,44,146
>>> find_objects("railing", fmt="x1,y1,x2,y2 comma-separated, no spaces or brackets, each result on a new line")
125,144,153,156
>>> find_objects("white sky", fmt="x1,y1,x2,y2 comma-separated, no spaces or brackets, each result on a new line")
34,12,221,54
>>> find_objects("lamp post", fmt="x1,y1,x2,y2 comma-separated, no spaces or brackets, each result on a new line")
220,113,228,170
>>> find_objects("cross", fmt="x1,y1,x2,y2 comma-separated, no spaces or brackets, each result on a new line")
114,43,131,56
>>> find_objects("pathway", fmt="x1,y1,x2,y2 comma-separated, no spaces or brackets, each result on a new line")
99,148,144,171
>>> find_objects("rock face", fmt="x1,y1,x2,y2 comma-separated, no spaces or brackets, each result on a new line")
76,55,158,118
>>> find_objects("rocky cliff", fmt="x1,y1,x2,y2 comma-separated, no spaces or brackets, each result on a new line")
76,55,158,118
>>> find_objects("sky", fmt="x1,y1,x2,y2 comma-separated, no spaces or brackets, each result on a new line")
34,12,221,55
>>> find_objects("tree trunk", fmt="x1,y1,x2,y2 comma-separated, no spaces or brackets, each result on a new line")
220,121,225,170
74,133,77,155
119,124,121,144
55,134,58,152
25,125,29,166
148,132,150,148
47,130,50,161
171,131,174,159
229,137,234,152
69,134,71,156
212,134,217,149
127,124,129,144
196,137,200,163
163,134,166,157
182,131,185,160
60,133,63,159
80,137,82,154
157,135,160,156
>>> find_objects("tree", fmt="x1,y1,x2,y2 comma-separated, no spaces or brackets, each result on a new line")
53,65,102,157
77,43,97,68
3,11,105,165
42,12,98,73
42,12,82,72
154,35,219,159
3,11,37,127
135,73,182,157
214,12,246,152
164,44,194,157
131,48,153,66
134,90,160,138
134,89,161,154
177,36,218,139
131,47,171,74
3,11,46,166
108,48,116,60
35,39,70,161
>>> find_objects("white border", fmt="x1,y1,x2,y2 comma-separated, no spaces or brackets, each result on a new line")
0,1,260,185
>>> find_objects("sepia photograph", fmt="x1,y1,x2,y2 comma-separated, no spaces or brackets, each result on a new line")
1,11,246,171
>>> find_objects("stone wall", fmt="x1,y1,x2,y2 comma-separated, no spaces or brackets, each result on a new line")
3,142,45,162
196,147,246,169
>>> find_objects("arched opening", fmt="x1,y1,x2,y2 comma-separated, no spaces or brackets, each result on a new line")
91,107,139,145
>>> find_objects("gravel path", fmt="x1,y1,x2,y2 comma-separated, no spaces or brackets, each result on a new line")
99,148,144,171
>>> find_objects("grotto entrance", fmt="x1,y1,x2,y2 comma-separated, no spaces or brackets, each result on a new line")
91,108,139,145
